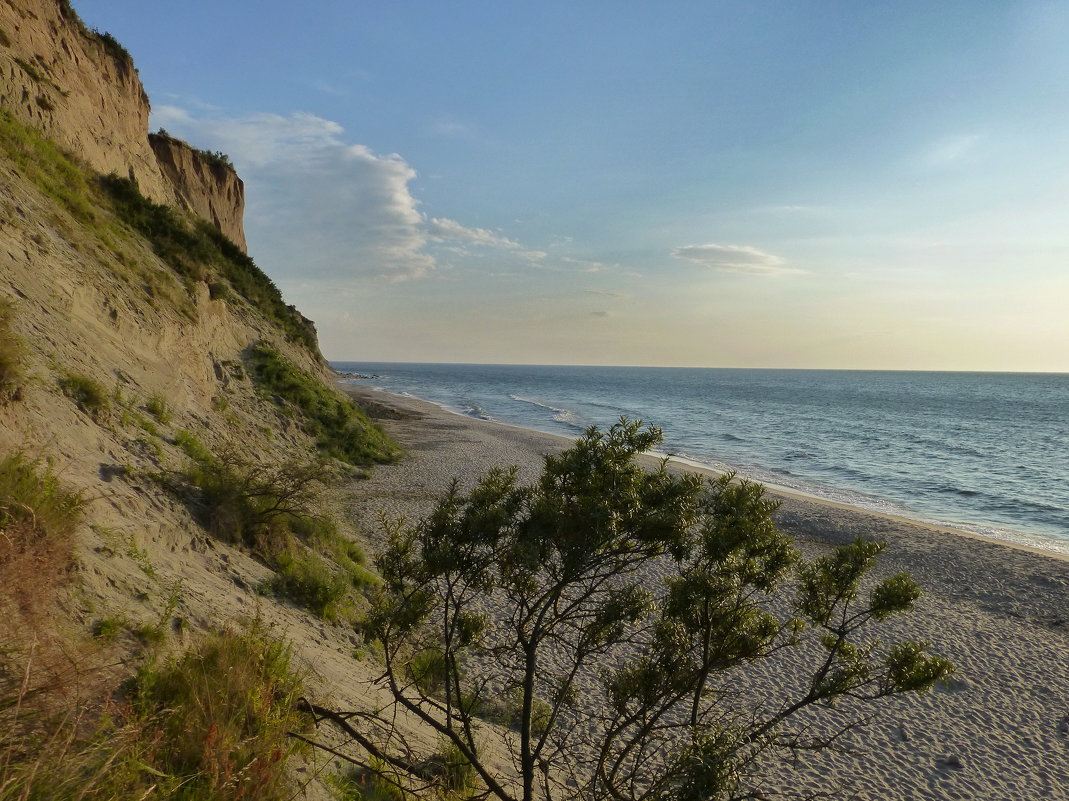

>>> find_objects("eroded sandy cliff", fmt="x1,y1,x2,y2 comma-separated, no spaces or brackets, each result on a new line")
0,0,246,249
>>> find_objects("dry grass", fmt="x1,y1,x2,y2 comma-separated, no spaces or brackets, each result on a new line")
0,625,308,801
0,453,84,616
0,300,23,402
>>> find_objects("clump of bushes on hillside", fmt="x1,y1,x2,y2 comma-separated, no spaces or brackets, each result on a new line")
249,344,399,466
58,370,109,416
163,431,377,620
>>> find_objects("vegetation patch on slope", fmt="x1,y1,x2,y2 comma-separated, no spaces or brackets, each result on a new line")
162,430,378,620
0,452,84,614
99,175,318,351
0,109,95,222
250,344,399,466
0,625,307,801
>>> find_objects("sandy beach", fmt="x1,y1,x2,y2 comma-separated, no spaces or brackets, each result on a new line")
342,384,1069,801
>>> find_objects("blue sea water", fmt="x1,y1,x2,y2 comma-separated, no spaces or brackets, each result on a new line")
333,363,1069,556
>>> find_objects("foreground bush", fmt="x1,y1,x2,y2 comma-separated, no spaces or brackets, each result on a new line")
303,420,953,801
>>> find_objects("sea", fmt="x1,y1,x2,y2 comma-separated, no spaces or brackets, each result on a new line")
333,363,1069,557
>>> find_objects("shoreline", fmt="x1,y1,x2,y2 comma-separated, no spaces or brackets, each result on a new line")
341,381,1069,799
343,379,1069,565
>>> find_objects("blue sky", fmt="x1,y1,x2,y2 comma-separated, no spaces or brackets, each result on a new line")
75,1,1069,370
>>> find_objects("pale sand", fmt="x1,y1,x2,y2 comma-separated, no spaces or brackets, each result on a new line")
342,385,1069,801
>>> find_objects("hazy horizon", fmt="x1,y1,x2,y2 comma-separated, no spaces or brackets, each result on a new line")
76,1,1069,373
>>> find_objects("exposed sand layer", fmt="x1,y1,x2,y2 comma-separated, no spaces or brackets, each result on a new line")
343,384,1069,801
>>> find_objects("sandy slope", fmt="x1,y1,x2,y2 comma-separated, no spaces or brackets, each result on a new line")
342,384,1069,801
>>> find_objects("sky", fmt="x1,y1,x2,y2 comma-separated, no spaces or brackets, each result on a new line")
74,1,1069,370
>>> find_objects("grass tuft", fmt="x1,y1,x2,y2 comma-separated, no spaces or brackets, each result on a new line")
59,370,109,415
145,393,172,424
0,452,84,582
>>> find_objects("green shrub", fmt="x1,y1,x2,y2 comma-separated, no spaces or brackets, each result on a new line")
0,299,23,400
173,429,213,464
59,370,109,415
265,549,350,620
249,344,399,465
145,393,172,424
92,614,126,641
435,738,477,794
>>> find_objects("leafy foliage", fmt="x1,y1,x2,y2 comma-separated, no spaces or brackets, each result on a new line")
249,344,399,466
304,420,953,801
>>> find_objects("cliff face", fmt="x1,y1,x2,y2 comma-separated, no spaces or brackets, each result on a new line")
151,133,247,251
0,0,246,250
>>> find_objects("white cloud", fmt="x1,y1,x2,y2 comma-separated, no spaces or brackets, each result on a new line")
149,107,544,283
427,217,521,249
671,244,803,276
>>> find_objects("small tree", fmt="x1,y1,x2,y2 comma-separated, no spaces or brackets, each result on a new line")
299,420,951,800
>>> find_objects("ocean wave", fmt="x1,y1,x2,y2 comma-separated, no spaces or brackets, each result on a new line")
508,394,584,430
460,403,495,421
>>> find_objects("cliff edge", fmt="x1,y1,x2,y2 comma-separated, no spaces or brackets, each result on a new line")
0,0,246,249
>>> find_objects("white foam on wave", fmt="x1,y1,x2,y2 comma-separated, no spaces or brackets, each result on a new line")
508,394,582,427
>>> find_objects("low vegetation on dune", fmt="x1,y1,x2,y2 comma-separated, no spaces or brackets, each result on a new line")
162,429,379,621
249,343,400,466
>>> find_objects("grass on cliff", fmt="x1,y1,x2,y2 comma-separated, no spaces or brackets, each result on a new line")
0,110,95,223
0,109,317,353
98,174,319,352
0,625,308,801
0,453,84,607
249,344,399,466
